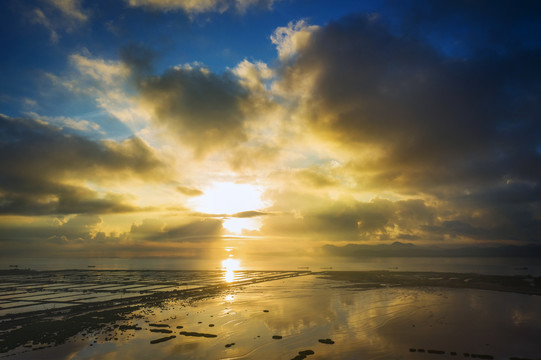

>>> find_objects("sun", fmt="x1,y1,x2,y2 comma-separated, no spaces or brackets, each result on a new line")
222,258,240,271
192,182,268,234
194,182,266,214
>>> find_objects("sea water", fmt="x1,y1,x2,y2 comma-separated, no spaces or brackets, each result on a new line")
2,256,541,276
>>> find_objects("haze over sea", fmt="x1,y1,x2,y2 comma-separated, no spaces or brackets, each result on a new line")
3,257,541,276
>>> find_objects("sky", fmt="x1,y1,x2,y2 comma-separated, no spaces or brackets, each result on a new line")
1,0,541,268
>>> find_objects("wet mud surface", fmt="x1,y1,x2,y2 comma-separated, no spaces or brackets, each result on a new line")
1,270,540,359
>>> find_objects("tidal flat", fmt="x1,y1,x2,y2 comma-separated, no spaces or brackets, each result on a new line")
1,270,540,359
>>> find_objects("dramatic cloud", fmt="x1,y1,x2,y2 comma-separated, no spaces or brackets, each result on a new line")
280,14,541,191
137,66,249,156
271,13,541,243
131,58,278,158
0,214,222,258
0,115,164,215
2,0,541,261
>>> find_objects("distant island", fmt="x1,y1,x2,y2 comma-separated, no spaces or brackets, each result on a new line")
322,242,541,258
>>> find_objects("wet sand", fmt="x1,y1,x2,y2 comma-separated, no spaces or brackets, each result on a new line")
1,270,540,359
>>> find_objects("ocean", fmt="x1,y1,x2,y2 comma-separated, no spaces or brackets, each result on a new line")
2,256,541,276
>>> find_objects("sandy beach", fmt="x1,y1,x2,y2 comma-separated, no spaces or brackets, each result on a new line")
1,269,540,359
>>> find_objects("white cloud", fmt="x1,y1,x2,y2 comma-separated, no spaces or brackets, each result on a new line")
270,20,319,60
232,59,273,92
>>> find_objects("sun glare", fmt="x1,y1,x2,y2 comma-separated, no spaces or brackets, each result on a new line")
222,217,261,234
194,182,266,215
193,182,268,234
222,258,240,283
222,258,240,271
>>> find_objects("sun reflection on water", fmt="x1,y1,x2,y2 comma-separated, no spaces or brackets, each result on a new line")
222,258,240,283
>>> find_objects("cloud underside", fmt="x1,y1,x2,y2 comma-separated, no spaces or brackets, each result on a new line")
261,13,541,243
137,67,250,156
0,115,164,215
0,215,224,258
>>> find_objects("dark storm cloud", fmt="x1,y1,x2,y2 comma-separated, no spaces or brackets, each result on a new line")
135,66,251,156
120,43,275,158
279,9,541,243
0,115,163,215
283,14,541,190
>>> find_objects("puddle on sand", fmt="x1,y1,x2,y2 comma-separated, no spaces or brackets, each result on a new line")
6,275,541,360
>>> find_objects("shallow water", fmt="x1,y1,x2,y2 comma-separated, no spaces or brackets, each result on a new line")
7,274,541,360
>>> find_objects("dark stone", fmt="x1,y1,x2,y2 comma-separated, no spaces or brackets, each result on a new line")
428,349,445,355
119,325,142,331
298,350,315,355
149,323,169,328
150,329,173,334
318,338,334,344
150,336,176,344
272,335,282,339
179,331,217,338
471,354,494,359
